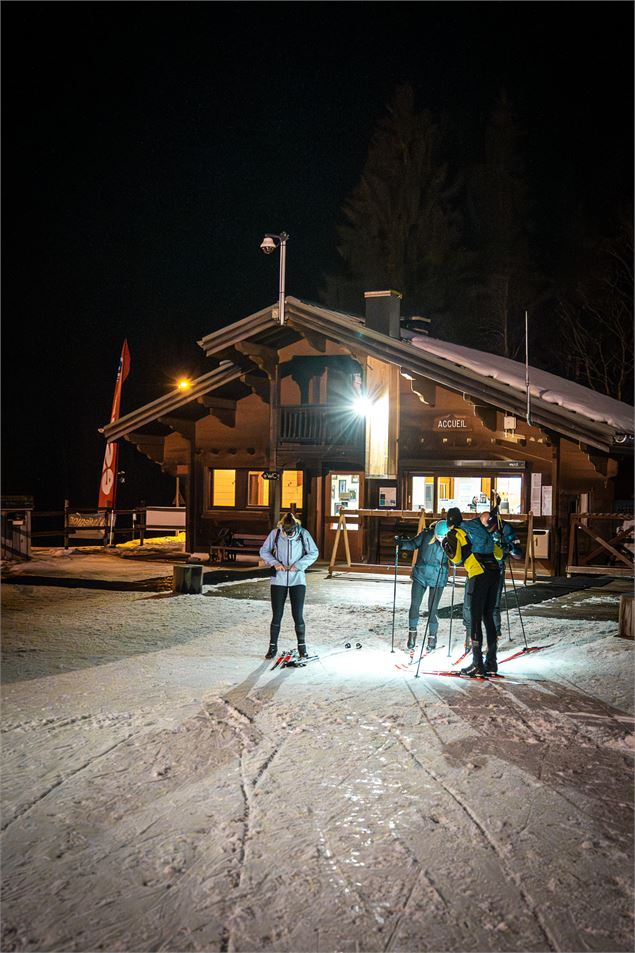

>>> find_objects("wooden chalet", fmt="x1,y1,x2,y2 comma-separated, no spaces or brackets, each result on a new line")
102,292,634,575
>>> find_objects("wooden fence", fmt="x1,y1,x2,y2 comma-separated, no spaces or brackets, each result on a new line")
566,513,634,577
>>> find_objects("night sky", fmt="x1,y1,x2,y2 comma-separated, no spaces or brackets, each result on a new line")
2,2,632,511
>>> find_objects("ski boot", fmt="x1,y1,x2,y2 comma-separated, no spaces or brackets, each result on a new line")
484,648,498,675
427,633,437,652
297,643,308,659
407,629,417,651
461,641,485,677
265,643,278,660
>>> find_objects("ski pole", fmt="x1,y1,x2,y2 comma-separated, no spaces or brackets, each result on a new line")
501,564,512,642
390,542,399,654
508,559,528,649
414,559,444,678
447,563,457,657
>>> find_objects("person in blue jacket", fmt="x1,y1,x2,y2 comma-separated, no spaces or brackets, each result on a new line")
443,507,500,676
395,520,449,652
259,511,319,659
462,502,523,645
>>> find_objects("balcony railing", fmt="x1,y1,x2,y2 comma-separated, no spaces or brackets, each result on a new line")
279,405,364,447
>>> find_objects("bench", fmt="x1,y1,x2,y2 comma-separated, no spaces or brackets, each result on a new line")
209,532,268,564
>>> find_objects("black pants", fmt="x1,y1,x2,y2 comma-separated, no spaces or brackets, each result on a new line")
269,585,306,644
469,568,499,654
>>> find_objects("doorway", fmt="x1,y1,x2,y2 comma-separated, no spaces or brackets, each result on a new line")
324,471,365,563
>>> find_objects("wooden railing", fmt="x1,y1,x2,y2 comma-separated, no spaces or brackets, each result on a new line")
327,508,538,581
279,405,364,446
566,513,634,577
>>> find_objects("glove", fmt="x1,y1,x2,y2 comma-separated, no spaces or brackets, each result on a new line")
394,535,408,547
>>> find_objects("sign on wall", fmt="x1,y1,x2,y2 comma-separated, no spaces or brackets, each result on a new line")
433,414,473,431
531,472,542,516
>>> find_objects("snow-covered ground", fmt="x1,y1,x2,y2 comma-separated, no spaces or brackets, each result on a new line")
1,572,633,952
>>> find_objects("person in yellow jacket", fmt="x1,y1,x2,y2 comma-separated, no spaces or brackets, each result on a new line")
442,506,501,676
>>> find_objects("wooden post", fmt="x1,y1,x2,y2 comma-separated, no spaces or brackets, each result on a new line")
523,511,535,584
551,435,562,575
139,500,146,546
618,595,634,639
63,499,70,549
566,514,577,577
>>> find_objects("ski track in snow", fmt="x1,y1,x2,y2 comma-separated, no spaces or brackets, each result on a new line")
1,582,633,952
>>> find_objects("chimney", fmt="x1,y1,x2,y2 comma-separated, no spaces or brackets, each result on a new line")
364,290,402,339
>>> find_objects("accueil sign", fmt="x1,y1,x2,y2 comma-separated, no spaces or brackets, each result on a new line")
434,415,472,431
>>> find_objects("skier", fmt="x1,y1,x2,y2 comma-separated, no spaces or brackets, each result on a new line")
442,507,500,676
259,511,319,660
395,520,449,652
462,501,524,645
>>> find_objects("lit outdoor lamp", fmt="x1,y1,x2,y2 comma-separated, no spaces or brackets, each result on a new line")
352,394,374,416
260,231,289,326
177,378,191,392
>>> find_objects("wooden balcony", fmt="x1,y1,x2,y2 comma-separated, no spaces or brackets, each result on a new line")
279,405,364,448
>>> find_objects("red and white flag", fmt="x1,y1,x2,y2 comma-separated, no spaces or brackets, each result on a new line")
98,340,131,510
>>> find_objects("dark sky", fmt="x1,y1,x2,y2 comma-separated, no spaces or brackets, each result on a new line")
2,1,633,510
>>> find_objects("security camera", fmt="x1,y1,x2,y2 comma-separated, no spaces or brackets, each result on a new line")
260,236,277,254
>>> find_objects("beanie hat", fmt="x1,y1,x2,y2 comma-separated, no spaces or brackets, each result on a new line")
447,507,462,528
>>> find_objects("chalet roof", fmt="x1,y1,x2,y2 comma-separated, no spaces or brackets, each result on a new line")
102,296,633,452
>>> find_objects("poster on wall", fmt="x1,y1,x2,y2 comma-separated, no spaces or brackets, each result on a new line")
530,472,542,516
541,485,553,517
379,486,397,508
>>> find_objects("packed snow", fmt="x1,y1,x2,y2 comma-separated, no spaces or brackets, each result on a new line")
409,334,634,434
1,571,633,952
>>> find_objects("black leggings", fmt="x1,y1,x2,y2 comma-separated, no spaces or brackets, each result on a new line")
469,569,499,651
269,585,306,644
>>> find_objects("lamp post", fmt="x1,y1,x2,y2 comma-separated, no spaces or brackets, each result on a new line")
260,232,289,523
260,231,289,326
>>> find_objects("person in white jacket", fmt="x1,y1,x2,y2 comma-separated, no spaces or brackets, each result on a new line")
259,511,319,659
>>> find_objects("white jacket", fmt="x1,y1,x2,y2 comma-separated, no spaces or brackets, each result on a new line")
259,525,319,587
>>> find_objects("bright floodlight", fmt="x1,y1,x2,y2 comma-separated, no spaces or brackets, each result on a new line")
177,379,191,391
352,395,373,416
260,236,277,254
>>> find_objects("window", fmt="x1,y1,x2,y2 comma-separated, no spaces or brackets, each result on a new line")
495,476,522,514
412,476,434,513
281,471,303,510
211,469,236,507
248,471,269,507
437,476,491,514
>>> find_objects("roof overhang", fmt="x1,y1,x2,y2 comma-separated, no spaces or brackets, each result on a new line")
102,296,629,454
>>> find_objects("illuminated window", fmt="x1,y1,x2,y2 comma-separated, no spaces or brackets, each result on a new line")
281,471,303,510
248,471,269,507
211,469,236,507
437,476,491,514
495,476,522,514
412,476,434,513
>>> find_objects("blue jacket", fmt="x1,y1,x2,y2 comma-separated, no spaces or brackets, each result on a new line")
399,528,449,588
259,525,319,587
463,517,496,555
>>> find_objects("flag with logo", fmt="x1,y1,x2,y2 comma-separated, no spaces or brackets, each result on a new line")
98,340,131,510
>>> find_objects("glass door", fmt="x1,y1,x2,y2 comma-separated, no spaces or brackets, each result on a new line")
324,472,364,562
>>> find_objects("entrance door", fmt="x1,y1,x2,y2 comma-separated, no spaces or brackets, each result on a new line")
324,471,365,563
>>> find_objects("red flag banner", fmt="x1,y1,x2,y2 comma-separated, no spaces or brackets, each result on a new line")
98,340,130,510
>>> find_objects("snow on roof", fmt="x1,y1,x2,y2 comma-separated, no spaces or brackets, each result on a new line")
410,335,634,435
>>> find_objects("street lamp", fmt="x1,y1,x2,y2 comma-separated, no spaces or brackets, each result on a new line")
260,231,289,326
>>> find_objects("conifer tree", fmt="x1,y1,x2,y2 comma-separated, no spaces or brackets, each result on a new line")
320,85,466,329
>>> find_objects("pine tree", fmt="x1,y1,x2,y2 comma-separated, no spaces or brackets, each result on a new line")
464,91,544,357
320,85,466,328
